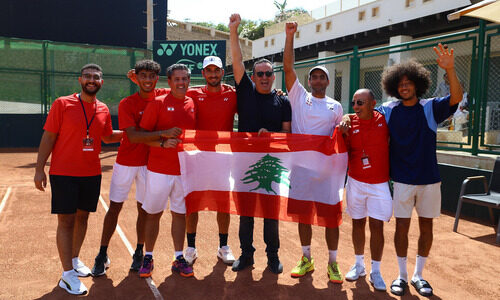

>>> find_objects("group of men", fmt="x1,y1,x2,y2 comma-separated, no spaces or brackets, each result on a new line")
34,13,462,297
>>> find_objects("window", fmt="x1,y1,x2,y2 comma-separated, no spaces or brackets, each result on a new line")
265,41,268,47
372,7,379,17
316,24,321,33
326,21,332,30
405,0,415,7
358,11,366,21
423,0,432,2
271,38,275,46
296,31,300,38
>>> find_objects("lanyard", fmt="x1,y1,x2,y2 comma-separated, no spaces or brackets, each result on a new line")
78,94,97,138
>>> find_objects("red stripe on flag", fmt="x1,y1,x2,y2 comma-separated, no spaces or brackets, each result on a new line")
179,128,347,155
185,190,343,228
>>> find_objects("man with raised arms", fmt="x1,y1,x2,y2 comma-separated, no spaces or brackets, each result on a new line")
229,13,291,274
283,21,344,283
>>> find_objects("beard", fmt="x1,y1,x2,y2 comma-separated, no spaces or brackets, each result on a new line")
206,78,222,87
81,83,101,96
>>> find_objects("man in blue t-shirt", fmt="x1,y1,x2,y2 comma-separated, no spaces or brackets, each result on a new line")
377,44,462,297
229,13,292,274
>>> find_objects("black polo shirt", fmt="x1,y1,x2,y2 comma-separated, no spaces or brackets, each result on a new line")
236,72,291,132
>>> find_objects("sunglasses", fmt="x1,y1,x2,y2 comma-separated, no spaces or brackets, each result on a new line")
255,71,273,78
351,100,366,106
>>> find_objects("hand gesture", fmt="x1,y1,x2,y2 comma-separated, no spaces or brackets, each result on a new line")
285,22,298,36
34,169,47,191
433,43,455,71
161,127,182,138
127,69,138,85
229,14,241,31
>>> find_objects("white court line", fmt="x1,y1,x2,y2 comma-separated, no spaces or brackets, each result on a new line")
99,195,164,300
0,187,12,215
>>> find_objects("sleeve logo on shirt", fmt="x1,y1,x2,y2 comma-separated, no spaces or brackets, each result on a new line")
198,97,205,101
353,129,360,134
327,104,335,111
139,111,144,115
224,97,229,102
167,107,175,111
378,123,383,127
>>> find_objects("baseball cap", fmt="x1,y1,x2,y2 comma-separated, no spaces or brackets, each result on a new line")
202,56,223,69
309,66,330,80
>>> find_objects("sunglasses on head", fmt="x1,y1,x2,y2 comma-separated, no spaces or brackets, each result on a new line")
255,71,273,78
351,100,366,106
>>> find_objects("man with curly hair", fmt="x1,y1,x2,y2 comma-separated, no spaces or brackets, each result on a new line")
378,44,462,297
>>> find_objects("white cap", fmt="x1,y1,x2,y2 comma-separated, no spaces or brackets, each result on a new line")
309,65,330,80
202,56,223,69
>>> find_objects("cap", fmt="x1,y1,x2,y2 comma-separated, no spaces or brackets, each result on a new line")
308,66,330,80
202,56,223,69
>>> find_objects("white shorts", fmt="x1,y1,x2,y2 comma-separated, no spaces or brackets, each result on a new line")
393,182,441,218
141,170,185,214
109,163,147,204
345,176,393,222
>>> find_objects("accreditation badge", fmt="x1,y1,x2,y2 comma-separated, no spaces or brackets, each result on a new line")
361,154,371,169
82,137,94,151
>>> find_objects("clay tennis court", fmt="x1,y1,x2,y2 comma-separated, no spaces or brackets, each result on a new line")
0,150,498,299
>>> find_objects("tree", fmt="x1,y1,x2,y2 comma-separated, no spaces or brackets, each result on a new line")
274,0,288,20
241,154,291,195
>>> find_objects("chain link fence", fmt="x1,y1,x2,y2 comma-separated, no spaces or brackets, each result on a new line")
0,37,150,116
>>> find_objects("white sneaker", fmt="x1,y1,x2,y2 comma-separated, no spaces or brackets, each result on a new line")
345,264,366,281
217,246,235,264
184,247,198,265
370,271,387,291
59,270,88,295
73,258,92,277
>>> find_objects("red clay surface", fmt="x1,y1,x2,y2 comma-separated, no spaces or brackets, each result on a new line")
0,150,499,300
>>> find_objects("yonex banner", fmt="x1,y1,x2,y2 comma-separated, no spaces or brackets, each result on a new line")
178,129,348,228
153,40,226,75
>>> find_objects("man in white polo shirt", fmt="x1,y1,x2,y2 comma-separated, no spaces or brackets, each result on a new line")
283,21,344,284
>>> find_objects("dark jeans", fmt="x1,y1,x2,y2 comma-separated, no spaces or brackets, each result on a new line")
238,216,279,258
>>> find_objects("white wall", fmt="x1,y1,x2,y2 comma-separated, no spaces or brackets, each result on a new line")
253,0,471,58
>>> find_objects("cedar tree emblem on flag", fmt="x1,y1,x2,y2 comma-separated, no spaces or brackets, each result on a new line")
241,154,291,195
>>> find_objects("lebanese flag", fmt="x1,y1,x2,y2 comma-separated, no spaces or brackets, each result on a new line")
178,128,348,228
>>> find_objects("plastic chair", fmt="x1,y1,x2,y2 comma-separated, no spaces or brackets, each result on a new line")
453,157,500,244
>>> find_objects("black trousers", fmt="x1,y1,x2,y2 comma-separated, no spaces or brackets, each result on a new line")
238,216,279,258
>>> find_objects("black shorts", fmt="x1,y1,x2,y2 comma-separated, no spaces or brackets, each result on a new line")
50,175,102,214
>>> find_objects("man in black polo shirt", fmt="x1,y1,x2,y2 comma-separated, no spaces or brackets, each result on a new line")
229,13,291,274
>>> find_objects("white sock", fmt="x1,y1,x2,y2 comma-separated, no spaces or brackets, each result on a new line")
328,250,338,264
63,270,73,277
355,254,364,266
145,251,153,257
174,250,183,258
71,257,79,267
371,260,381,273
412,255,427,281
397,256,408,281
301,245,311,259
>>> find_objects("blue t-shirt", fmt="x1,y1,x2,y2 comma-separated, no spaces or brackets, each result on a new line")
377,96,457,185
236,73,291,132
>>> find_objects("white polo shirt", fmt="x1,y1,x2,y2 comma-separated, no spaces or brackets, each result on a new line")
288,79,343,135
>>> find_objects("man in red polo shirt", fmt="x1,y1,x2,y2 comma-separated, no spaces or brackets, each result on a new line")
91,60,181,276
138,64,196,278
34,64,122,295
183,56,237,266
341,89,392,291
